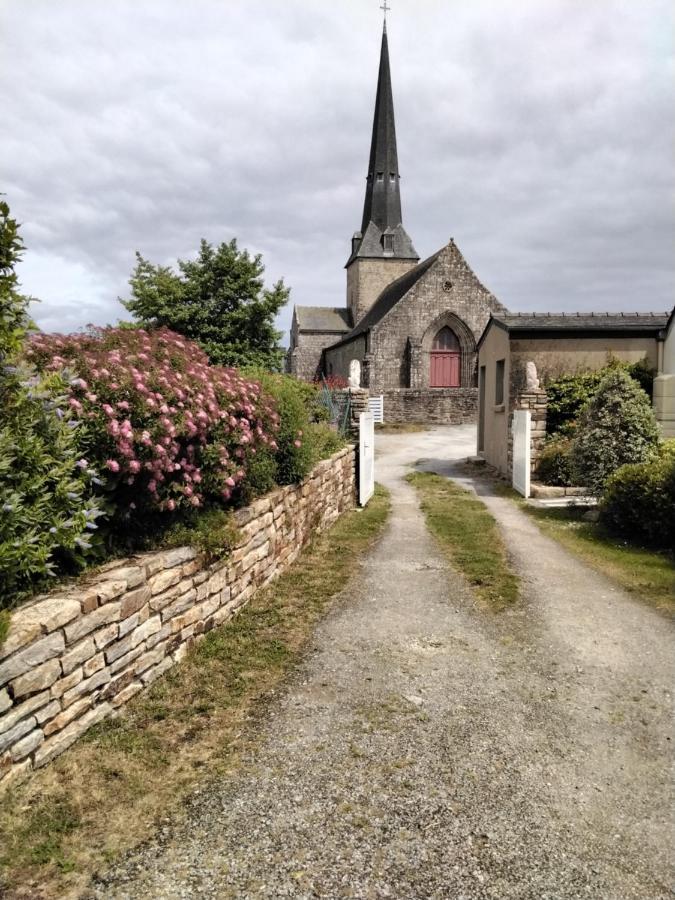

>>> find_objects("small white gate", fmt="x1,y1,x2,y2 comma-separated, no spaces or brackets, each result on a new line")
359,411,375,506
512,410,531,498
368,394,384,424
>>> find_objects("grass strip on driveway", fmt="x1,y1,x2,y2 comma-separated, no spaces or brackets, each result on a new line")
407,472,518,610
0,485,390,900
522,504,675,616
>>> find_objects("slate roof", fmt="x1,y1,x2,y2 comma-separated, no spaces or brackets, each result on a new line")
294,306,353,333
478,311,670,348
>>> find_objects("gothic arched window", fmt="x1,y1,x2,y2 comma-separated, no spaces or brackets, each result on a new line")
430,326,461,387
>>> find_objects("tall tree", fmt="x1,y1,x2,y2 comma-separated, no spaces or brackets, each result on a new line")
0,199,32,361
123,239,288,370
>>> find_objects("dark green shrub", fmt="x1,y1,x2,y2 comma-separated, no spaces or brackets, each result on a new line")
570,369,660,496
545,358,656,436
536,436,574,486
600,454,675,549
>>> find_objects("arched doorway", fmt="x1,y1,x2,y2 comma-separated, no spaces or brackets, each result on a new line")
430,326,460,387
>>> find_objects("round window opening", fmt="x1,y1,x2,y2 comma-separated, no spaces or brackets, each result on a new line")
443,280,453,292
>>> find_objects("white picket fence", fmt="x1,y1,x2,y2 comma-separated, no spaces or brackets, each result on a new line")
368,394,384,424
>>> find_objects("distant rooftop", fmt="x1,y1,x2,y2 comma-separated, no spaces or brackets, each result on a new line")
294,307,353,333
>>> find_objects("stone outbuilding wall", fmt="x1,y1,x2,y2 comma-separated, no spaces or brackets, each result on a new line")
0,447,356,792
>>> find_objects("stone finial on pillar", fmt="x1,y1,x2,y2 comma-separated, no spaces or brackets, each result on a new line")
525,361,540,391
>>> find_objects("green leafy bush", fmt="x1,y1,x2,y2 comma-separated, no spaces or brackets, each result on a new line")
536,436,574,486
545,358,656,437
600,452,675,549
570,368,660,496
243,371,345,491
0,202,103,609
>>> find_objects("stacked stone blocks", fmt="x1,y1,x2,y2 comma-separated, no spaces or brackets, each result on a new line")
506,390,548,476
0,447,355,791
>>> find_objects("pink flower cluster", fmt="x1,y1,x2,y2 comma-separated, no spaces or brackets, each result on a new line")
27,327,280,514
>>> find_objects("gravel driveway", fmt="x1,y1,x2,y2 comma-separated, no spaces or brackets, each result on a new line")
92,426,674,900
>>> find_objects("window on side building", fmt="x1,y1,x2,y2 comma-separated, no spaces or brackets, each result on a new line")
495,359,505,406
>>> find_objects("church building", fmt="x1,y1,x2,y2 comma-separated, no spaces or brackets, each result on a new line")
288,20,507,423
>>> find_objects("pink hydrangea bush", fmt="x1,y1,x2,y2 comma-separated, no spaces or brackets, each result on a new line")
26,328,280,530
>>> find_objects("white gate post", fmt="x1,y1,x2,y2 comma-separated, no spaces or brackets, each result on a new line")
512,410,531,498
359,411,375,506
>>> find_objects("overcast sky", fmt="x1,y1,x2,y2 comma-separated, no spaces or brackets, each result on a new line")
2,0,673,344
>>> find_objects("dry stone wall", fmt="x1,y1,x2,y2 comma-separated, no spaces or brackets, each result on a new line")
382,388,478,424
0,447,355,792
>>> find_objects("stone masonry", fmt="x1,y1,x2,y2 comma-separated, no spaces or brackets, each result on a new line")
0,447,355,792
506,390,548,477
382,387,479,425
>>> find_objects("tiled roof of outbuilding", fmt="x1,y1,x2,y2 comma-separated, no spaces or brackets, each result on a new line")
491,312,669,330
477,311,670,349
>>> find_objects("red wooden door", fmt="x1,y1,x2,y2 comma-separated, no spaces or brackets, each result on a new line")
430,351,460,387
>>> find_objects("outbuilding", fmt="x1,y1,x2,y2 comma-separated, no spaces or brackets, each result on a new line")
476,311,670,478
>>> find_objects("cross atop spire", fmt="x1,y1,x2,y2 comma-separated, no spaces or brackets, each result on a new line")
380,1,390,28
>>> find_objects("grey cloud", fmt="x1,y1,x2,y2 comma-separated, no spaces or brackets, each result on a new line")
1,0,673,345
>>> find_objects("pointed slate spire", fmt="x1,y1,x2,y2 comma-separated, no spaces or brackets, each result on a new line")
361,23,401,233
348,23,417,265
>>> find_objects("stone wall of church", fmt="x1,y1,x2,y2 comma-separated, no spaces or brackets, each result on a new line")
323,334,367,383
382,388,478,424
368,241,506,393
288,333,339,381
347,258,417,325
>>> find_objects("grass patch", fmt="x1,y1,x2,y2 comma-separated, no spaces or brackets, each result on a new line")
407,472,519,609
0,485,390,899
375,422,427,434
522,504,675,616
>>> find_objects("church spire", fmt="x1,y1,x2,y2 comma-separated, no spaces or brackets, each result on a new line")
361,23,401,233
348,20,417,265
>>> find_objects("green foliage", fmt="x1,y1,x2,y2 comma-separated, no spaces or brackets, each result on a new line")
600,452,675,550
0,199,33,362
0,609,9,649
245,371,345,488
0,203,103,609
161,508,240,561
122,239,288,371
545,357,656,437
536,435,574,486
0,368,104,608
570,368,660,496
